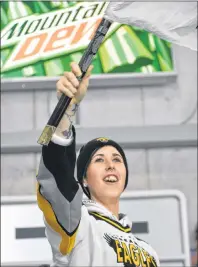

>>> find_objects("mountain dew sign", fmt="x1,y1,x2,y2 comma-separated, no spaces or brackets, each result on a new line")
1,1,174,78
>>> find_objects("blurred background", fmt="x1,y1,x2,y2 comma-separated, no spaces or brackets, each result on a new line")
1,1,197,267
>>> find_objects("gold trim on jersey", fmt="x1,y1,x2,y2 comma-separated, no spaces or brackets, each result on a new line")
37,182,77,255
90,212,131,233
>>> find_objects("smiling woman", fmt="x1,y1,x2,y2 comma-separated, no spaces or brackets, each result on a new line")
78,142,128,217
36,62,160,267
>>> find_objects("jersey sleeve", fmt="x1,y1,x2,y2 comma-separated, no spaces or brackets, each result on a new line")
36,126,83,257
148,245,160,267
153,251,160,266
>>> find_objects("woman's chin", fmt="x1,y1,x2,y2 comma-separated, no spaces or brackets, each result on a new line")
100,188,122,199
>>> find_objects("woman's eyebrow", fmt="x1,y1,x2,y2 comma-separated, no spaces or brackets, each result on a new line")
92,153,104,158
93,153,122,159
112,153,122,157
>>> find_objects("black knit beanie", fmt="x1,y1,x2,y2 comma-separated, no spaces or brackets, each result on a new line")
77,137,128,198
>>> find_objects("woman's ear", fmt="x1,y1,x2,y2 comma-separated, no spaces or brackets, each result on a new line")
83,178,88,187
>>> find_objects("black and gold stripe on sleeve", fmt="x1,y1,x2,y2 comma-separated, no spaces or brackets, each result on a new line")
37,183,79,255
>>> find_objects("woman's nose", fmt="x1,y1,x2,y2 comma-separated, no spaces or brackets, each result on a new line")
105,160,115,171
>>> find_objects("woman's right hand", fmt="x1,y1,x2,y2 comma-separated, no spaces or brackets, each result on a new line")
56,62,93,105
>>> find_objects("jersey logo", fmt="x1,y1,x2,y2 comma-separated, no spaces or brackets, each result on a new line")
104,233,157,267
96,137,109,143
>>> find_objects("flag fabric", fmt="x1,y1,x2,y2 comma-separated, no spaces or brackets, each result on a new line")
105,2,197,51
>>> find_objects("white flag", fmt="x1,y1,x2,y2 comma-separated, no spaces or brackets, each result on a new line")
105,2,197,51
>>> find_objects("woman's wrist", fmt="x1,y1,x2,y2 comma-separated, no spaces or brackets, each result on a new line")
55,100,79,139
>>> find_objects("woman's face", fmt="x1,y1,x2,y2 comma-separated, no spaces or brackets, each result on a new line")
85,146,126,200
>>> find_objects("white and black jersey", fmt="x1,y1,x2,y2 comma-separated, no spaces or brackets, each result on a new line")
36,127,160,267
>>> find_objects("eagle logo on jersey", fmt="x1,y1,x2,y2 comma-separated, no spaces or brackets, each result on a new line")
104,233,157,267
96,137,109,143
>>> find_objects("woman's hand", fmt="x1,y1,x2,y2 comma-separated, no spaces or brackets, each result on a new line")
56,62,93,105
54,62,93,139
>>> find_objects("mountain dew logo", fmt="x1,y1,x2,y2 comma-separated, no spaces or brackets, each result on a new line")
1,2,108,72
1,1,174,78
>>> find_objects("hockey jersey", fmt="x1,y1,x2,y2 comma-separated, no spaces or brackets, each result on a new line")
36,128,160,266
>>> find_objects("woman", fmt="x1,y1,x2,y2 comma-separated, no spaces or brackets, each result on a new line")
36,62,160,267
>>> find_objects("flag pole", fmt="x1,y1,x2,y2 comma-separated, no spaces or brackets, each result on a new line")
37,18,112,146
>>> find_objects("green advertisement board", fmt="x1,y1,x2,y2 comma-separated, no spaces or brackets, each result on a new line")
1,1,174,78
